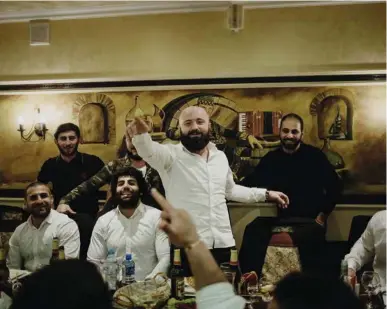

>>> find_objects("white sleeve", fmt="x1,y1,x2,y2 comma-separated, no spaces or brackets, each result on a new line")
147,219,170,278
58,220,80,259
345,216,376,271
225,167,266,203
87,219,108,266
6,228,22,270
132,133,175,172
196,282,246,309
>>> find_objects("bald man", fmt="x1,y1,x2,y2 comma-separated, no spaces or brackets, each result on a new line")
127,106,289,274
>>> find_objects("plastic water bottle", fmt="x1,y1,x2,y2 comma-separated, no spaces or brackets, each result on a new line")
122,253,136,285
102,249,118,291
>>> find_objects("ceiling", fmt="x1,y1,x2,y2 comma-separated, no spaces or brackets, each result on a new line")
0,1,382,23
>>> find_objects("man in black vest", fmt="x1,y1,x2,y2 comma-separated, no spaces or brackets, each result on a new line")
240,113,342,276
38,123,104,259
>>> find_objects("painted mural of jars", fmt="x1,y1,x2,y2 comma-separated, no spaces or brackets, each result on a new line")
321,138,345,170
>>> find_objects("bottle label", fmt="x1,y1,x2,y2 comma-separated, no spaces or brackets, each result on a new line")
125,264,135,276
174,278,184,299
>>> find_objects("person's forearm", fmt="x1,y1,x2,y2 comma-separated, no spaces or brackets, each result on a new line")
184,241,226,291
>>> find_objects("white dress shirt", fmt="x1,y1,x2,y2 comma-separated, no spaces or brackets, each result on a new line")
87,203,170,280
7,209,80,272
345,210,386,289
132,133,266,249
197,282,245,309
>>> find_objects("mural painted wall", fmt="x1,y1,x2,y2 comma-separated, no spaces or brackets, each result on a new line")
0,84,385,195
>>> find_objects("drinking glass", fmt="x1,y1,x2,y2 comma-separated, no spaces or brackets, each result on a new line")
246,281,260,308
361,271,381,309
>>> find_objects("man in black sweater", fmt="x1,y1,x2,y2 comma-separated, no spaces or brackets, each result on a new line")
239,113,342,276
38,123,104,259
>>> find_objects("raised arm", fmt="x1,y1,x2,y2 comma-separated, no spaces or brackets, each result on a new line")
151,189,245,309
127,118,175,171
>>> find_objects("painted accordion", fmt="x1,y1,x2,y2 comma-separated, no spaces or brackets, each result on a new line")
238,111,282,137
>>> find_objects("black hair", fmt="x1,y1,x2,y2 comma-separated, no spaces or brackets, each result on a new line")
11,259,112,309
273,272,364,309
110,166,147,201
25,181,52,199
280,113,304,132
54,123,81,140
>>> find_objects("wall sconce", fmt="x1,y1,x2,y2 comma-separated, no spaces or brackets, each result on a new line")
17,108,48,141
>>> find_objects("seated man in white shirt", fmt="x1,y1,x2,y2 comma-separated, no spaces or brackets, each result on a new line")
87,167,170,280
345,210,386,294
7,182,80,271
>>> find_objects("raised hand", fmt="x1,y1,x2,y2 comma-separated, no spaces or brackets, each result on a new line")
126,117,150,138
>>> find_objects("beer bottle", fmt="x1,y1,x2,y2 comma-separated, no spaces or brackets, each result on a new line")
230,248,241,293
171,249,185,300
0,245,10,293
58,246,65,260
50,237,59,264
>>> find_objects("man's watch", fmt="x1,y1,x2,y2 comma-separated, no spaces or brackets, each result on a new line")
265,190,270,202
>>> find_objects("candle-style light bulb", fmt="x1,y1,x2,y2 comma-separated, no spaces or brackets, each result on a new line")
18,116,24,126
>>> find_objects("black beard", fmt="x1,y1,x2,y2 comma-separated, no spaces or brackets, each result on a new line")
280,138,301,151
58,144,78,157
180,129,210,152
29,205,51,219
127,151,143,161
114,191,141,209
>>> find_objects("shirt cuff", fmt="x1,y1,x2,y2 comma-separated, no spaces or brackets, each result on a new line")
253,188,267,202
196,282,246,309
347,259,358,271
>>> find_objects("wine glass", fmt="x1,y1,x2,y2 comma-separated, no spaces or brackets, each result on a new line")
246,281,260,309
361,271,381,309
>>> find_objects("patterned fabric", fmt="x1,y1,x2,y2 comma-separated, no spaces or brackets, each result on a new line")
0,232,13,253
1,212,23,221
59,156,164,208
261,245,301,285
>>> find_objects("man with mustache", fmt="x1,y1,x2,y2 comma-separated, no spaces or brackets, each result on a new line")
87,167,170,280
57,134,164,213
7,182,80,271
127,106,289,275
240,113,342,276
37,123,104,259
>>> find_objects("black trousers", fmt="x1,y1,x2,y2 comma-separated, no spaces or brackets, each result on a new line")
239,217,326,277
170,244,233,277
69,213,96,260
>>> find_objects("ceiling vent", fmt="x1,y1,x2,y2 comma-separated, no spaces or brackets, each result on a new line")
29,20,50,46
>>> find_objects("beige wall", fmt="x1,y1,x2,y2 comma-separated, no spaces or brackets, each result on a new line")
0,2,385,82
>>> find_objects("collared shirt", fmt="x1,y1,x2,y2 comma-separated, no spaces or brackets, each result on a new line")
345,210,386,288
38,152,105,216
87,203,170,280
7,210,80,272
132,133,266,249
197,282,245,309
58,156,164,210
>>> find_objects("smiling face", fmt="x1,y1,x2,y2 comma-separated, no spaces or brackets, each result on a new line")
279,117,303,153
114,175,140,209
179,106,211,152
25,184,53,219
55,130,79,157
